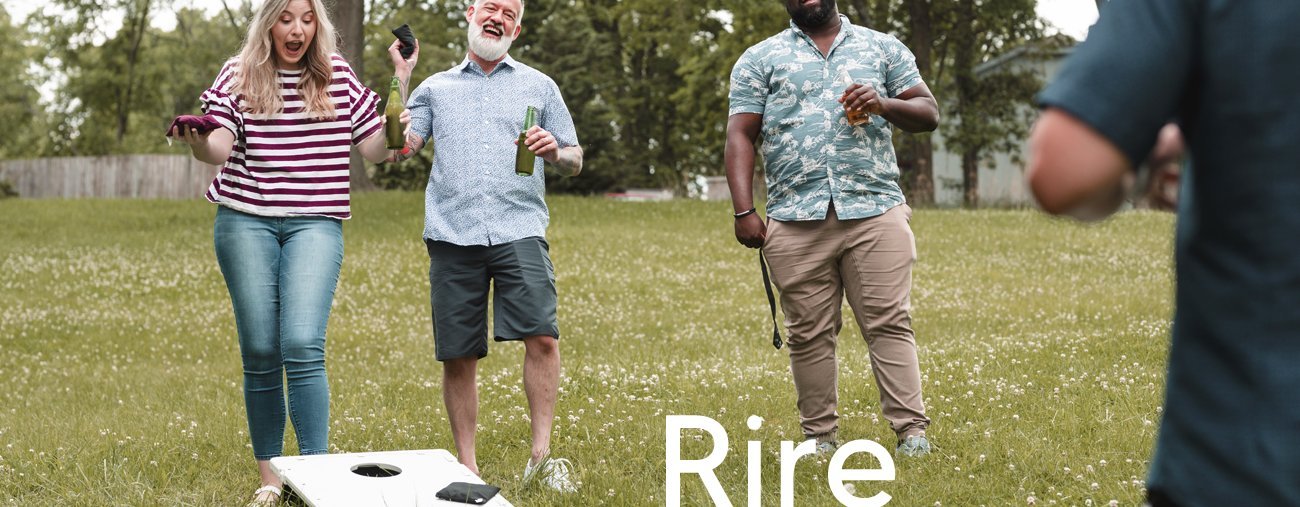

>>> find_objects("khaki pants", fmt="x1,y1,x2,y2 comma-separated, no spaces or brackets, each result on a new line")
764,203,929,440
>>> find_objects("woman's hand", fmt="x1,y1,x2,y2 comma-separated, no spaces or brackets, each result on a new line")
170,126,235,166
170,125,211,148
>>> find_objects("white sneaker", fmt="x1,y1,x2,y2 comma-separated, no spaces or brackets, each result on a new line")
246,484,282,507
811,439,838,456
523,455,577,493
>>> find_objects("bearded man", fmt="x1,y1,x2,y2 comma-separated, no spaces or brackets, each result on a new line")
724,0,939,457
400,0,583,492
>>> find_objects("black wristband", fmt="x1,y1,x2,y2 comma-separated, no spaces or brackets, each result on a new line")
733,208,757,219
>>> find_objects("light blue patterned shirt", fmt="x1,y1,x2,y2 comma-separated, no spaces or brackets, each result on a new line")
408,55,579,246
729,16,924,221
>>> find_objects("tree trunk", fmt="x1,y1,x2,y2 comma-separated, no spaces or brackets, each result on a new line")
953,0,980,208
218,0,244,37
900,0,934,205
117,0,152,146
961,149,978,208
902,136,934,204
843,0,872,26
330,0,377,191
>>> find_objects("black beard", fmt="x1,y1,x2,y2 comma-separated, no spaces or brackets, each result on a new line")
786,0,837,28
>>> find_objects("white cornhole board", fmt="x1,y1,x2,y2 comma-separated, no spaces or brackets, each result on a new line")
269,449,513,506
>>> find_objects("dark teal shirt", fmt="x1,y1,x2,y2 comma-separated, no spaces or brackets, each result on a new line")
1039,1,1300,505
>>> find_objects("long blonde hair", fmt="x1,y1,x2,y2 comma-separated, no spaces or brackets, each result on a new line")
232,0,339,119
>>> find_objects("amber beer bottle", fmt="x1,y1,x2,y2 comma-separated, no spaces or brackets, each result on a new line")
384,76,405,149
515,106,538,176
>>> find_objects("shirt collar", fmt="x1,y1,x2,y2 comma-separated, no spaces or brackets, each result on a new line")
458,53,519,76
788,14,854,50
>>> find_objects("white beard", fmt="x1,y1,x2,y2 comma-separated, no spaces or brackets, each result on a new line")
468,22,513,62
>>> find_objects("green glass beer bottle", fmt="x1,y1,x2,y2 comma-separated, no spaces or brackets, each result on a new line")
384,76,405,150
515,106,538,176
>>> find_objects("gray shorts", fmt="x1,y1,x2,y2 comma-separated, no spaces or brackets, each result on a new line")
425,236,560,361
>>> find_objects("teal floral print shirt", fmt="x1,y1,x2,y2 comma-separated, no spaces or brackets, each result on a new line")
729,15,924,221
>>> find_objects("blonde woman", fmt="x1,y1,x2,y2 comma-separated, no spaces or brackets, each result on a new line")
170,0,417,504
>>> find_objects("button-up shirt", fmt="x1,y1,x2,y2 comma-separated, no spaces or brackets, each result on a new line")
407,55,579,245
729,16,924,221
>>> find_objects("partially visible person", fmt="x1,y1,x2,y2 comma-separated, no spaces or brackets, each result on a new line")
724,0,940,457
1027,1,1300,505
399,0,583,493
1139,124,1185,211
170,0,416,504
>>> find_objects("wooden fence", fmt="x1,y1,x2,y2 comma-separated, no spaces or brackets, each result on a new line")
0,155,219,199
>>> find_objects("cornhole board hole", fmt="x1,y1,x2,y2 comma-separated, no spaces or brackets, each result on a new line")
269,449,513,506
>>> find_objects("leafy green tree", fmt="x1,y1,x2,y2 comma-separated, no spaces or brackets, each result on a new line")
35,0,163,154
32,0,241,156
363,0,469,191
665,0,786,194
939,0,1043,207
898,0,935,204
155,4,248,127
851,0,1047,207
13,0,1054,203
0,6,52,159
327,0,379,190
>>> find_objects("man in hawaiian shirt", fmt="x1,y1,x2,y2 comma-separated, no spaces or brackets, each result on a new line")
724,0,940,457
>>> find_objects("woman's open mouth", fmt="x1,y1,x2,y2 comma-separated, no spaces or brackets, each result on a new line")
285,41,305,57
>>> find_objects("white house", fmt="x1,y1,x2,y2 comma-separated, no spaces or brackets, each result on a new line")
932,40,1076,207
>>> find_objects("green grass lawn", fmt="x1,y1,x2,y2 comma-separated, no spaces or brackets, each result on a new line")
0,193,1175,506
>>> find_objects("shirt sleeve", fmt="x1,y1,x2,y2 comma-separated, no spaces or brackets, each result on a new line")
1037,0,1197,167
882,34,924,98
406,79,434,144
199,60,242,136
339,57,382,145
728,47,768,116
541,78,579,148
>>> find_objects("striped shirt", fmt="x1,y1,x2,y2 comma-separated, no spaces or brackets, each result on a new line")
200,54,381,219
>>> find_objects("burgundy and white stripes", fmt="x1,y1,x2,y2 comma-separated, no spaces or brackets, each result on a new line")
201,55,381,219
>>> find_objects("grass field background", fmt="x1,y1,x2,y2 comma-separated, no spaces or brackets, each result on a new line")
0,193,1175,506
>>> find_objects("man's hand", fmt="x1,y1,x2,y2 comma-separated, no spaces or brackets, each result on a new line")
844,82,939,133
361,109,413,164
388,38,419,85
734,213,767,249
522,125,560,162
1141,123,1184,211
518,126,582,176
1027,108,1130,220
839,82,884,115
724,112,763,248
383,110,417,163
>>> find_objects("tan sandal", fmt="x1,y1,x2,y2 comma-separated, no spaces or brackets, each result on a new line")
246,484,282,507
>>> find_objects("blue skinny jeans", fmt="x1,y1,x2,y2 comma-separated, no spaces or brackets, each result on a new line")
213,205,342,460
